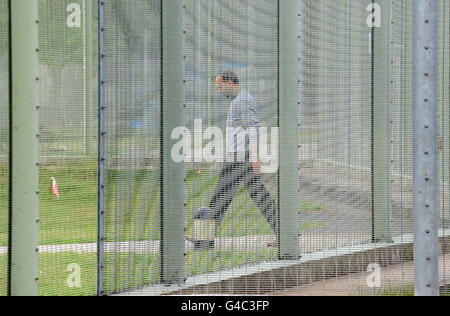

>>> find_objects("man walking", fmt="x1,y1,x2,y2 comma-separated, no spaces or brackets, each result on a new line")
187,71,277,248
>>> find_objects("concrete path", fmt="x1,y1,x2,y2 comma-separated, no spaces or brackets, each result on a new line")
0,232,371,255
268,253,450,296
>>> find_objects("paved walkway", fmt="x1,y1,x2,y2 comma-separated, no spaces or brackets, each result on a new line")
0,232,371,255
268,253,450,296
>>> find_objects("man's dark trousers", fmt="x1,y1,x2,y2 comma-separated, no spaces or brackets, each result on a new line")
209,158,277,234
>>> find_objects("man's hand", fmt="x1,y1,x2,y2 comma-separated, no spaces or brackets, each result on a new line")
252,160,262,173
250,147,261,173
250,143,261,172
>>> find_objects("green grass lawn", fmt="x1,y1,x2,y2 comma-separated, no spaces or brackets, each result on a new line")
3,251,449,296
37,252,98,296
0,162,8,247
0,159,324,295
37,160,99,245
0,255,6,296
1,160,323,246
1,247,278,296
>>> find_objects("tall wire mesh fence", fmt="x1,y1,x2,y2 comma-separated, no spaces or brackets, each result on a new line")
1,0,449,296
102,0,161,295
0,0,9,297
295,0,450,296
182,0,279,283
37,0,98,295
437,0,450,293
297,0,406,295
298,0,373,253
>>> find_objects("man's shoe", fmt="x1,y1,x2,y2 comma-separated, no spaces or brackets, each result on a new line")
267,233,302,248
185,235,215,250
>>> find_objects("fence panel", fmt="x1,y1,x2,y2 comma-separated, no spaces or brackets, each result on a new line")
438,0,450,296
104,0,450,296
182,0,280,288
0,0,9,297
102,0,161,295
299,0,373,253
296,0,379,296
295,0,449,296
37,0,98,295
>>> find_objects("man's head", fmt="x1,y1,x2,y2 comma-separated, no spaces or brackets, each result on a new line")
215,71,240,99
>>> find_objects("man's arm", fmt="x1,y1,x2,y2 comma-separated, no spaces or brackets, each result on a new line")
235,100,261,171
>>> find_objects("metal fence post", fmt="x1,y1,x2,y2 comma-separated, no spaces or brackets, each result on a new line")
372,0,392,242
278,0,300,259
97,0,105,296
160,0,185,283
8,0,40,296
413,0,439,296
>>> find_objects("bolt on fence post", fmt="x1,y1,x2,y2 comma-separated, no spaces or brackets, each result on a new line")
278,0,300,259
371,0,392,243
160,0,185,283
413,0,439,297
8,0,40,296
